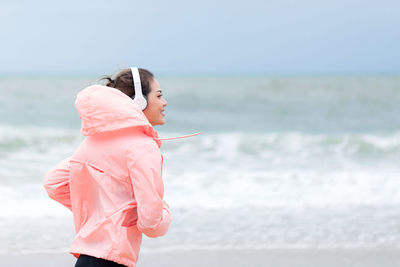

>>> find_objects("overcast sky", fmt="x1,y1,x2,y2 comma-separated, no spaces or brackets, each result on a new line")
0,0,399,75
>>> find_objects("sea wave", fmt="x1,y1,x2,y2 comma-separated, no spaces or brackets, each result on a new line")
1,124,400,212
161,130,400,164
0,124,81,152
2,124,400,162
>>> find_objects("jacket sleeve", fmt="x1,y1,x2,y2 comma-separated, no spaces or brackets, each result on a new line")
43,157,72,211
127,143,171,238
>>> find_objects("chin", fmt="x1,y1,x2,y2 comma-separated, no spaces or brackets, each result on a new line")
152,119,165,126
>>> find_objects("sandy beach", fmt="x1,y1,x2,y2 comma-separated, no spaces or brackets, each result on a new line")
3,248,400,267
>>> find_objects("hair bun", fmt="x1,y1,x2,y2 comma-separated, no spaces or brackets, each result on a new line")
101,76,115,87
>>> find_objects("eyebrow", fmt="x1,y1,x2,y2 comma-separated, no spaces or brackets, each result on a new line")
156,90,162,93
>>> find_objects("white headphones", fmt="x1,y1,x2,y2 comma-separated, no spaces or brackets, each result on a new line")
130,67,147,110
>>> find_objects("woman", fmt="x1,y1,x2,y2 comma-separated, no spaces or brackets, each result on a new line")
44,67,170,267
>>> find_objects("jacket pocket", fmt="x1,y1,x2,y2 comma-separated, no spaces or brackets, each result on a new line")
122,207,138,227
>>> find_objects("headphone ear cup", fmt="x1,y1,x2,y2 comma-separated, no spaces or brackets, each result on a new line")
143,97,148,109
134,96,147,110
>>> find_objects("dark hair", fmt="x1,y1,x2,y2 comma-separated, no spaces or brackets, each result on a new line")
101,68,154,98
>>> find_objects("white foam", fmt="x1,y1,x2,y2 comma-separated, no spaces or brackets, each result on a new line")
2,129,400,217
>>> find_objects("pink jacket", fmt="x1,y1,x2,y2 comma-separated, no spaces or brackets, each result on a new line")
43,85,171,267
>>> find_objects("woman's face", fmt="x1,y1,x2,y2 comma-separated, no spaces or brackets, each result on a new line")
143,78,168,126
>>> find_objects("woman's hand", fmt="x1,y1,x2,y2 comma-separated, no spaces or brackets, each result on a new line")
162,200,169,209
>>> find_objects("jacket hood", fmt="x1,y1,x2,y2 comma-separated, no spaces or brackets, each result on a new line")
75,85,161,146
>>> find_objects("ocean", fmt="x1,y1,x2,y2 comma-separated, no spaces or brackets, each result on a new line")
1,74,400,254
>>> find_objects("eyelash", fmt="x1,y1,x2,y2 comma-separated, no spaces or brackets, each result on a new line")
158,94,163,98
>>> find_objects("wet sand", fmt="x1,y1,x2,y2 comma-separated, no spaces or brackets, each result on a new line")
3,248,400,267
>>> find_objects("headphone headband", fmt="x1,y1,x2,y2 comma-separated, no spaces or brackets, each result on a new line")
130,67,147,110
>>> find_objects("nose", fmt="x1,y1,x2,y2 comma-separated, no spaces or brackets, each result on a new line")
163,98,168,106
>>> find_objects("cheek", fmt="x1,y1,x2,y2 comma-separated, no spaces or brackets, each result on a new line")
148,100,161,112
144,103,158,118
144,97,162,119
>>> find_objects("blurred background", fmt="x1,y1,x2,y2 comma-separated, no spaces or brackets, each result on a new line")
1,0,400,260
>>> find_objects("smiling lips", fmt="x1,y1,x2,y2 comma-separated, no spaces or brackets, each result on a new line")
161,110,165,116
